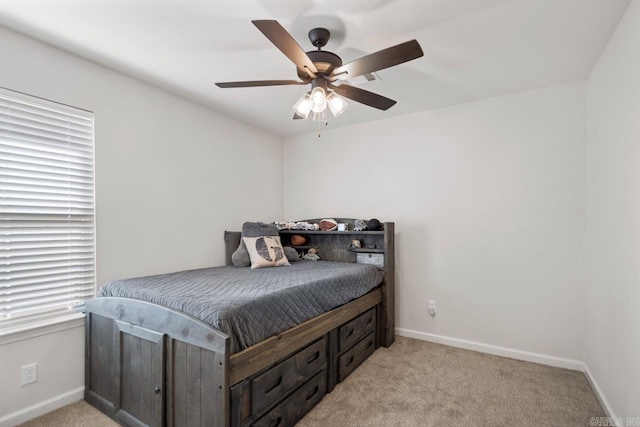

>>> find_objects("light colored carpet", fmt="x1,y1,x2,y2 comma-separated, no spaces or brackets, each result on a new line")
18,400,119,427
19,337,603,426
298,337,603,426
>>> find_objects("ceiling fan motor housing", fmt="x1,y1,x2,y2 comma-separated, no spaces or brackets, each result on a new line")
295,27,343,79
297,50,343,79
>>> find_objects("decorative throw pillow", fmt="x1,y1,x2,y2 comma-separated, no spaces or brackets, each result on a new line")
284,246,301,262
232,222,279,267
243,236,290,269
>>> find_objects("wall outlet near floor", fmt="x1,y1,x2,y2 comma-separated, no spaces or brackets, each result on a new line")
21,362,37,385
428,300,436,316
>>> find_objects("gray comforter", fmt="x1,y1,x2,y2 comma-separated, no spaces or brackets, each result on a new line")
97,261,382,353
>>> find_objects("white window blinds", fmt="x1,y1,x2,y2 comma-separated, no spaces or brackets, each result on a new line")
0,87,95,333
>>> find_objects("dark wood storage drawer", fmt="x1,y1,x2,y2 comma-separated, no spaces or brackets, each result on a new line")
338,332,376,382
251,370,326,427
250,338,326,416
339,307,376,352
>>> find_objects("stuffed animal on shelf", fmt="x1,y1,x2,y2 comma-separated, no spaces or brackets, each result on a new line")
302,248,320,261
354,219,367,231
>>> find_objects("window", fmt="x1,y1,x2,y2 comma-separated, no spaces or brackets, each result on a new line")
0,87,95,334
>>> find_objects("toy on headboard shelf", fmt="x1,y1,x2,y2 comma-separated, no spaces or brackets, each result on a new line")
273,220,319,231
319,219,338,231
367,218,383,231
302,248,320,261
290,235,307,246
353,219,367,231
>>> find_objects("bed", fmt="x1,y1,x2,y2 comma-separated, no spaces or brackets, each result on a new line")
84,219,395,426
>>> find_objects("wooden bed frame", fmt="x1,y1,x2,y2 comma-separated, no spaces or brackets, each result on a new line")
85,220,394,426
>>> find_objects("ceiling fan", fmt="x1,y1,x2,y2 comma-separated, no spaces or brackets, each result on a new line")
215,20,424,122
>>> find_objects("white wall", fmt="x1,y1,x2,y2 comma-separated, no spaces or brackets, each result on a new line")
585,0,640,418
0,25,283,423
284,82,586,364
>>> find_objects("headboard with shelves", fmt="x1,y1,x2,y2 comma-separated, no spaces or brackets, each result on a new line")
280,218,395,347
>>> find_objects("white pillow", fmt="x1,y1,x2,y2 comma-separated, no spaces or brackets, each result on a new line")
243,236,290,269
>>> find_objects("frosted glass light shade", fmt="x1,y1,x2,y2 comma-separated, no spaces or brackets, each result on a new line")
310,86,327,113
327,92,348,117
312,107,327,123
292,92,312,118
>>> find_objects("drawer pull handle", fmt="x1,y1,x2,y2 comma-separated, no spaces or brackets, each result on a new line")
366,316,373,325
270,416,282,427
307,351,320,364
264,376,282,394
367,340,373,349
306,385,320,401
345,328,354,338
346,356,354,367
154,387,161,394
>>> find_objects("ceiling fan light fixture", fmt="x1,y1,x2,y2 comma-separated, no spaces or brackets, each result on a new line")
310,86,327,113
292,92,312,119
312,108,327,123
327,91,348,117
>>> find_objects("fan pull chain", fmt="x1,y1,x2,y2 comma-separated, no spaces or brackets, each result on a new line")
317,117,328,138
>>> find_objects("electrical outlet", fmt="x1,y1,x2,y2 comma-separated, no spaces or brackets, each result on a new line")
21,363,37,385
428,300,436,317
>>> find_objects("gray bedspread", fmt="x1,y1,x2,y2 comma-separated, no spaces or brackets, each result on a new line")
97,261,382,353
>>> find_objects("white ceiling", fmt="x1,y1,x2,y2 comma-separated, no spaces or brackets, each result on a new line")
0,0,631,137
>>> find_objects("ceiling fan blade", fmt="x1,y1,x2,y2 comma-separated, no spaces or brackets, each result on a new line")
330,84,397,110
252,20,318,76
332,40,423,79
293,113,305,120
215,79,308,88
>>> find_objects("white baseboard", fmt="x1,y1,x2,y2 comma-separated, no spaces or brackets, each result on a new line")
583,363,619,421
396,327,585,371
0,386,84,427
